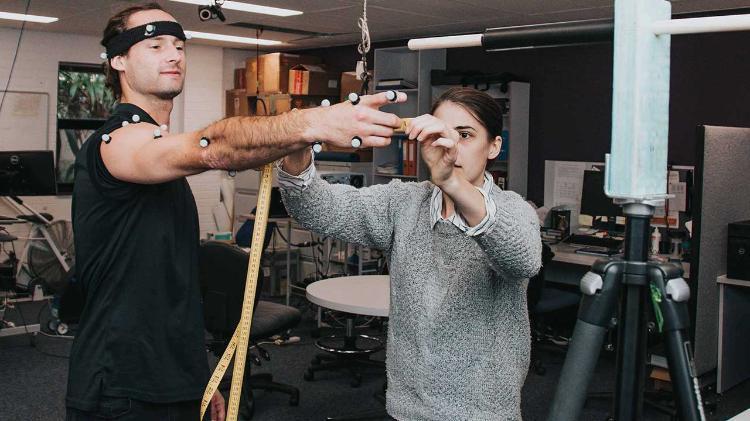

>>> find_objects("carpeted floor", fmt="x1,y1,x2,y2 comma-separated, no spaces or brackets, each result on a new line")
1,298,748,420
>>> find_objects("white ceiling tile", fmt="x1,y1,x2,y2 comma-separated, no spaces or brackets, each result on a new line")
0,0,746,49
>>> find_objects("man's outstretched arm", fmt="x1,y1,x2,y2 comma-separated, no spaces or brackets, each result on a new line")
102,92,406,184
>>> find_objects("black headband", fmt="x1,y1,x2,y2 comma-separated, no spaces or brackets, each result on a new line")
104,21,187,59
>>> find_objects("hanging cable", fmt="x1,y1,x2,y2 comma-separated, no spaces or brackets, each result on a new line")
0,0,32,116
356,0,371,95
255,27,267,115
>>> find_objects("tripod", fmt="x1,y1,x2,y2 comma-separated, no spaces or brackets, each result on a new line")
548,203,705,420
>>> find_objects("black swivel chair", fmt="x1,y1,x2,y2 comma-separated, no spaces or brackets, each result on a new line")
199,240,301,418
527,243,581,375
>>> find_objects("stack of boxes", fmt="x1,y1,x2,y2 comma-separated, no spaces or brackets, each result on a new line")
226,53,374,159
226,53,340,117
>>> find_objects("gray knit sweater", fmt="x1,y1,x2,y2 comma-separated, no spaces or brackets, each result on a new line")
281,177,542,421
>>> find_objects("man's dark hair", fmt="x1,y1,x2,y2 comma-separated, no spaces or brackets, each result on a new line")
430,87,504,140
101,2,165,99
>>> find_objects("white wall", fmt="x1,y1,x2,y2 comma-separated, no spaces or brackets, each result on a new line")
0,28,242,245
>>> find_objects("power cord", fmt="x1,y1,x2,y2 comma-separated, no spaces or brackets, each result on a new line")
272,225,320,248
0,0,31,116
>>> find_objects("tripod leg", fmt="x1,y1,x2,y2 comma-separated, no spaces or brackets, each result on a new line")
548,262,623,421
650,267,706,421
613,283,649,420
548,320,607,418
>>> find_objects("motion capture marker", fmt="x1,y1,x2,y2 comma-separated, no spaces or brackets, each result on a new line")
228,170,237,177
351,136,362,148
101,134,111,144
348,92,360,105
199,137,210,148
100,52,108,60
185,32,192,40
153,129,162,139
385,90,398,102
145,24,155,36
312,100,331,153
121,121,130,128
160,124,168,132
132,114,141,123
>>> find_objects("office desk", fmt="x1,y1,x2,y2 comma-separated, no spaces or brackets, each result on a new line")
547,243,690,287
239,214,298,306
716,275,750,394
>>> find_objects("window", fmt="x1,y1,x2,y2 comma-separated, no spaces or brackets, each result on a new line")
56,63,116,193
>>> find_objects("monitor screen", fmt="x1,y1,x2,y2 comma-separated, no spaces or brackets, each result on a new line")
580,169,622,218
0,151,57,196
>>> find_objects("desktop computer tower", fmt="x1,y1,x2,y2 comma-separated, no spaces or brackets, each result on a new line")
727,220,750,281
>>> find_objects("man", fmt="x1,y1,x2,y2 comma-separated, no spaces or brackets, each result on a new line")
66,3,404,420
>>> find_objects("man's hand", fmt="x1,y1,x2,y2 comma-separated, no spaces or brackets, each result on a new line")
406,114,461,187
305,91,407,149
210,391,225,421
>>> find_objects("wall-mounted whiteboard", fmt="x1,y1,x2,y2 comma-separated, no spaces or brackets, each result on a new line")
0,91,50,151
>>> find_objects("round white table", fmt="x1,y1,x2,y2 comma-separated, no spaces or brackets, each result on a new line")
304,275,390,388
306,275,390,317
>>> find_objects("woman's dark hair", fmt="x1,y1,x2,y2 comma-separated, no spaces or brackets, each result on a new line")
101,2,165,99
430,87,504,140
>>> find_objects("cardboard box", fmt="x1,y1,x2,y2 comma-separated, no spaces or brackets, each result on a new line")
340,71,372,102
233,68,246,89
255,93,291,116
245,53,321,94
226,89,249,117
288,64,340,96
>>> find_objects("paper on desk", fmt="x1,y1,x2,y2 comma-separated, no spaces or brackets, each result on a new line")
552,161,586,206
653,172,685,225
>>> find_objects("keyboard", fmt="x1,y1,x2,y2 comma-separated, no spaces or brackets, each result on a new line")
574,247,620,257
567,234,623,249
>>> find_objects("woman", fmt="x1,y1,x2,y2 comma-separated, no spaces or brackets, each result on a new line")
278,87,542,420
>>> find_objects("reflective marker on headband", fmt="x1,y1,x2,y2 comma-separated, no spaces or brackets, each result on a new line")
104,20,187,59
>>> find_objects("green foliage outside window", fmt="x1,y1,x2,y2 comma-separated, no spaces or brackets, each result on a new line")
56,64,117,190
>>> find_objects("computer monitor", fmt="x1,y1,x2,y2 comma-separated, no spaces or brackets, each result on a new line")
580,169,622,229
250,187,289,218
0,151,56,196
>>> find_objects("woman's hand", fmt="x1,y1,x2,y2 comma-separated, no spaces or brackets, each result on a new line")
210,391,225,421
406,114,461,187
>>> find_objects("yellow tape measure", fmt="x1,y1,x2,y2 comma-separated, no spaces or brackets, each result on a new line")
200,163,274,421
395,118,412,134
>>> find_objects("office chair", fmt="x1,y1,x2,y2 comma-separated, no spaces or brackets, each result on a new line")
199,240,301,418
527,243,581,375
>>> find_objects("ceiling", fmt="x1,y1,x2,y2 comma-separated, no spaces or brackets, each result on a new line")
0,0,748,51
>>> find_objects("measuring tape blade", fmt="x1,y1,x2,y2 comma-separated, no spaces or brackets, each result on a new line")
200,163,274,421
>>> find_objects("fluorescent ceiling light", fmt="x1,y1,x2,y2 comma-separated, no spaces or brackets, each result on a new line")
169,1,302,17
185,30,282,46
0,11,58,23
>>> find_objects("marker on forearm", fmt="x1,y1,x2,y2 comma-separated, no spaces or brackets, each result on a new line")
312,99,331,154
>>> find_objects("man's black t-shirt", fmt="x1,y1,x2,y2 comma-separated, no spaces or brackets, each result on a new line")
66,104,209,410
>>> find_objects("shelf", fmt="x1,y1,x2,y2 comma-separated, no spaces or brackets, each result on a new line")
376,87,418,91
374,172,418,179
